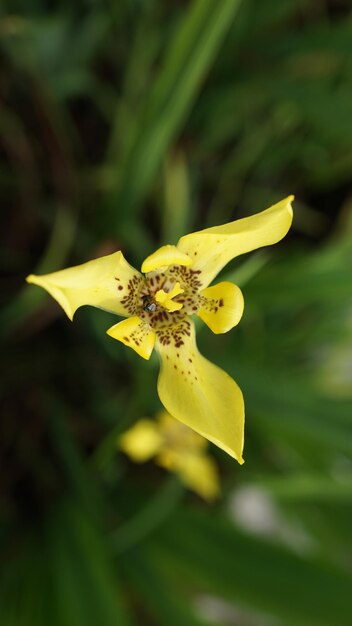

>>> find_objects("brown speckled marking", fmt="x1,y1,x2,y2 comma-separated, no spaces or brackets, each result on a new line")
116,263,205,344
167,265,202,293
127,320,151,347
120,274,145,315
199,294,222,315
156,318,191,348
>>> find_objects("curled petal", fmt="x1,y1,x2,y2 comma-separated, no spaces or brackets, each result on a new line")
119,419,163,462
197,281,244,334
141,245,192,273
26,251,143,320
155,318,244,463
177,196,294,287
107,316,155,360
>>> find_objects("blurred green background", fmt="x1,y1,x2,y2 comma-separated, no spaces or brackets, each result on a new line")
1,0,352,625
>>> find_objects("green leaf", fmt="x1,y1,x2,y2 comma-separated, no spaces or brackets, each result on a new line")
121,548,217,626
46,499,133,626
106,0,242,233
150,508,352,626
110,475,184,555
0,499,134,626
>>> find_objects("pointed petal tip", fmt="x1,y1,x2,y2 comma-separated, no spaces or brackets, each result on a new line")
285,194,295,216
202,434,244,464
218,442,244,465
224,447,244,465
25,273,36,284
268,194,294,237
25,273,75,320
204,422,245,464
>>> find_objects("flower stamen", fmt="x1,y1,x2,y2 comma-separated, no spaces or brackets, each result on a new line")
155,282,184,312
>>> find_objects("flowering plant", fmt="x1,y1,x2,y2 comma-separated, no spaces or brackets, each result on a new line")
27,196,293,462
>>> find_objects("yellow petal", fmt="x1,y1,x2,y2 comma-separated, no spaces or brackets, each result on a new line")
155,282,184,312
141,245,192,273
156,413,219,500
26,251,143,320
177,196,294,287
119,419,162,462
107,316,155,360
158,411,207,452
155,318,244,463
197,281,244,334
165,452,220,501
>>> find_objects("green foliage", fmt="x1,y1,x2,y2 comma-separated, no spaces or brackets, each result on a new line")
1,0,352,625
148,508,352,626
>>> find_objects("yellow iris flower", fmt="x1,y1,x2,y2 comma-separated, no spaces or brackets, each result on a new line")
119,411,220,502
26,196,294,463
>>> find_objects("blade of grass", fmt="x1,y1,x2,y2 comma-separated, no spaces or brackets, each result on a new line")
110,475,184,555
106,0,242,237
47,498,134,626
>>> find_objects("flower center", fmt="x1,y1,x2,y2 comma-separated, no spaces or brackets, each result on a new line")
138,269,200,328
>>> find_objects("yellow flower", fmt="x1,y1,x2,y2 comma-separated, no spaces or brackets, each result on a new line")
119,411,220,502
26,196,294,463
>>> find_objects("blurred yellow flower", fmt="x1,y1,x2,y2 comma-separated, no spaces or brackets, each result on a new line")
119,412,220,502
26,196,293,463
